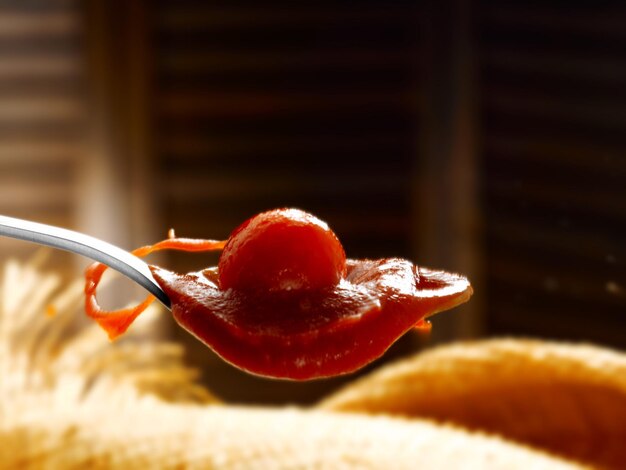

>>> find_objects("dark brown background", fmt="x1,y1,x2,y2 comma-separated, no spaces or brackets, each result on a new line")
1,0,624,403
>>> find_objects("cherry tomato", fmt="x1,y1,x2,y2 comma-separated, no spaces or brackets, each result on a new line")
218,209,346,292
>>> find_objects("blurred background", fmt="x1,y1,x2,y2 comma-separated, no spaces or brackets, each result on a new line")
0,0,624,403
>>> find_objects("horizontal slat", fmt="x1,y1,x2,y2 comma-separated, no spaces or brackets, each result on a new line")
489,281,626,321
488,297,625,348
485,134,626,175
485,87,626,129
0,181,73,211
0,161,74,180
485,156,623,192
489,255,625,309
484,4,626,38
163,172,406,201
159,90,412,118
159,108,411,137
486,196,624,244
0,140,80,164
482,64,624,104
0,0,76,11
0,36,79,56
0,10,79,38
0,123,84,139
160,132,409,169
160,49,412,75
0,54,80,79
0,163,74,182
157,22,414,52
486,178,626,221
483,47,626,84
485,157,624,205
157,5,416,30
487,239,625,294
0,95,82,121
487,216,625,266
158,69,413,93
0,78,82,96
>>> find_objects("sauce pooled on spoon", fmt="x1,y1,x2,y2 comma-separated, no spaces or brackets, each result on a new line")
85,208,472,380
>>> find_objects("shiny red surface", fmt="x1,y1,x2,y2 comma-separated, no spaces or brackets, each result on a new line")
85,207,472,380
151,258,472,380
218,208,346,292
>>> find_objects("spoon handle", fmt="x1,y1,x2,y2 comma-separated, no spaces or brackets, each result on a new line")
0,215,170,308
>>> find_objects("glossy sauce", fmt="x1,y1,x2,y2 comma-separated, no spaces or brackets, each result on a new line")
84,209,472,380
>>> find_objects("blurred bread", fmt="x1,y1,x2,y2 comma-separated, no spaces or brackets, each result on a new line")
319,338,626,468
1,403,586,469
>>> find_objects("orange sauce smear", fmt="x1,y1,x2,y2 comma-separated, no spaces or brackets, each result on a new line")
84,235,225,340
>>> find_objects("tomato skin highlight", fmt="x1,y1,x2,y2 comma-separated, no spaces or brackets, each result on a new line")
218,208,346,292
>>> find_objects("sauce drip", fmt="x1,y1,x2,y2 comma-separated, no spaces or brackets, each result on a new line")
84,236,225,339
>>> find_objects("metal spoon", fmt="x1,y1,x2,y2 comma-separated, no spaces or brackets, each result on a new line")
0,214,171,309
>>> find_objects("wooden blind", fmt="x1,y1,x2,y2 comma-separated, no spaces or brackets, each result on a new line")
151,0,422,402
153,0,421,265
478,1,626,348
0,0,84,262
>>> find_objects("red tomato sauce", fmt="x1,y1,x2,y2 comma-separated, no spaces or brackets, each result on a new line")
84,209,472,380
